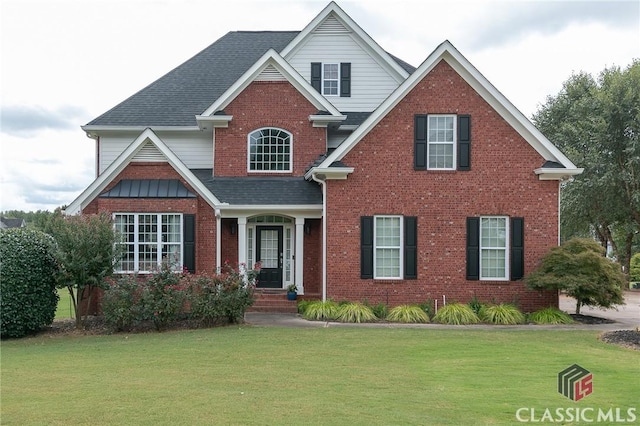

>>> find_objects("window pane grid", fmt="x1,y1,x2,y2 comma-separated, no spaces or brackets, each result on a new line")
480,217,507,279
323,63,339,96
374,216,402,279
249,128,292,172
114,213,183,273
427,115,455,169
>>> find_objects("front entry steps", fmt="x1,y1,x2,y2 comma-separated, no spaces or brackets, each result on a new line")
249,289,298,313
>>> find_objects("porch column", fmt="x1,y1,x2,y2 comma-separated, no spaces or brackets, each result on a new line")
237,217,247,269
295,217,305,295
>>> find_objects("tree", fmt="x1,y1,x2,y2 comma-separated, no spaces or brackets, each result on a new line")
0,228,59,338
526,238,625,314
49,212,119,328
532,60,640,279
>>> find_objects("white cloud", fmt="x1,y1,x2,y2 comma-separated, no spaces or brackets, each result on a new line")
1,0,638,212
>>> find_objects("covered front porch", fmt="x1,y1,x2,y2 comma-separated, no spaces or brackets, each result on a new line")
216,211,322,296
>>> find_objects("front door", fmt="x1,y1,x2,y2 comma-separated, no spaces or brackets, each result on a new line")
256,226,283,288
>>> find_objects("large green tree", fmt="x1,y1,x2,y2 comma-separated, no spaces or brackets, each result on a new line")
533,60,640,278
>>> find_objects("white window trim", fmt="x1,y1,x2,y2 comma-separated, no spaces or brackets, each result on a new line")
479,216,509,281
113,213,184,274
247,127,293,173
373,215,403,280
427,114,456,171
322,63,340,97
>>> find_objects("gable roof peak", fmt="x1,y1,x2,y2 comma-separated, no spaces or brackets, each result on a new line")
280,1,409,82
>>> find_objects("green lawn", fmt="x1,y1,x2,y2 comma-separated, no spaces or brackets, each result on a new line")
1,327,638,425
55,288,74,320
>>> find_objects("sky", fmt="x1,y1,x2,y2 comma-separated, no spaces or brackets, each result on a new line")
1,0,639,212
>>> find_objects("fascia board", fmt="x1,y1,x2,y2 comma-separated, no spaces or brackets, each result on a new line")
280,2,409,82
534,167,584,180
217,205,323,217
316,40,579,171
200,49,342,118
304,167,354,180
81,125,202,139
65,128,222,215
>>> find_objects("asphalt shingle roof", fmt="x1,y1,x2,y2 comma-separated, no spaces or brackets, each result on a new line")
87,31,415,127
190,170,322,205
88,32,299,127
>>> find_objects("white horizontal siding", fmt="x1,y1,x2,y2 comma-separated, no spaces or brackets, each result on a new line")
288,33,400,112
99,131,213,174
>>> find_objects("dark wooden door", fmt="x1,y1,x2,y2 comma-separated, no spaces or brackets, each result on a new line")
256,226,283,288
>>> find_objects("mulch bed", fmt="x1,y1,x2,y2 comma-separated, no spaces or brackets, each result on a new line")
35,315,640,351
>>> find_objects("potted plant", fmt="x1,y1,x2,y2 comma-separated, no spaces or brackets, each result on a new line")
286,284,298,301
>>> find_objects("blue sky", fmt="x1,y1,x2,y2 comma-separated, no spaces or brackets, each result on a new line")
1,0,638,212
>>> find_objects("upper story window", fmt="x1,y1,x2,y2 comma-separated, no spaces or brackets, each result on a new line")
248,128,292,172
311,62,351,97
414,114,471,171
427,115,456,170
323,63,339,96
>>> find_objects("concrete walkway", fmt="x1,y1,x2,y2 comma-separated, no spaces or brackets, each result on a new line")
244,291,640,331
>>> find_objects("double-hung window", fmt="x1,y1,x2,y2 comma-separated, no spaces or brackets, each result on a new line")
467,216,523,281
322,63,339,96
479,217,508,280
114,213,182,273
414,114,470,171
374,216,403,279
427,115,456,170
248,128,292,172
361,215,417,280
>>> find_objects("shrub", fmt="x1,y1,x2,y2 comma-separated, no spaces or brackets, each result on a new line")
387,305,430,323
101,275,139,331
418,300,434,318
526,238,625,314
529,307,574,325
302,300,339,321
1,228,60,338
467,296,486,316
0,228,59,338
371,303,388,320
186,265,255,326
138,261,186,331
335,302,377,323
433,303,480,325
297,300,313,315
480,304,525,325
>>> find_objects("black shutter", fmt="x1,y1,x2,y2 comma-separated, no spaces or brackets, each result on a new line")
466,217,480,280
404,216,417,279
340,62,351,97
510,217,524,280
361,216,374,279
311,62,322,93
458,114,471,171
183,214,196,273
414,115,428,170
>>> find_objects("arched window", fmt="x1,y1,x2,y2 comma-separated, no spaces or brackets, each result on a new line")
247,128,292,172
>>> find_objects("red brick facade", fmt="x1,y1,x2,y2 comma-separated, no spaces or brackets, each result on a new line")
215,81,327,177
80,61,561,313
323,61,558,312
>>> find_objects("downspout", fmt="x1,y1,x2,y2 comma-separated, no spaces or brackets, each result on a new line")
215,208,222,273
311,172,327,302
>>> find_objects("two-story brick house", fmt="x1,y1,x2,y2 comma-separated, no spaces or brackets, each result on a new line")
67,2,582,311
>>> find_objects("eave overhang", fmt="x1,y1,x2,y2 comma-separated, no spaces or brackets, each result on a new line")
534,167,584,181
305,167,354,181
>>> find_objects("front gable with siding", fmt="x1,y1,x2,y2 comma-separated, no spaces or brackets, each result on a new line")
67,2,581,312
